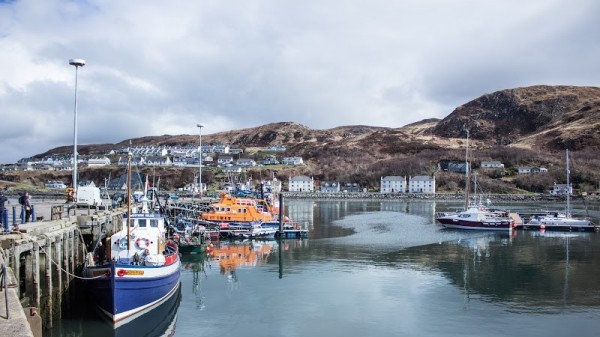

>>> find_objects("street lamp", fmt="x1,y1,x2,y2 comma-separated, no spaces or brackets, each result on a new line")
69,58,86,200
197,124,204,197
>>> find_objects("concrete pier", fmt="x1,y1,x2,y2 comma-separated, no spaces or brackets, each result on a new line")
0,205,125,336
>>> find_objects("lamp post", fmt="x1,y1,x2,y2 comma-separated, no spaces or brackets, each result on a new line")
69,58,85,200
197,124,204,197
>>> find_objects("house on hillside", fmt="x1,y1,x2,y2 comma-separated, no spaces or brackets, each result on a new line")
480,161,504,169
145,156,172,166
263,155,279,165
438,160,467,173
86,157,111,167
380,176,407,193
409,175,436,193
518,166,548,174
236,158,256,167
320,182,340,193
217,155,234,165
343,183,362,193
288,176,314,192
282,157,304,166
550,182,572,195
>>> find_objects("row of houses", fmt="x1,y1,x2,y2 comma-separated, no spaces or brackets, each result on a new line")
288,175,575,195
441,160,548,174
288,175,437,193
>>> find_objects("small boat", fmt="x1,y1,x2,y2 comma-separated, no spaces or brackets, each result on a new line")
436,206,517,231
173,223,211,254
520,150,596,231
436,131,517,231
83,157,181,323
222,222,277,239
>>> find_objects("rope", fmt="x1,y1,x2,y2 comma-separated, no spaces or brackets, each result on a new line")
39,247,107,280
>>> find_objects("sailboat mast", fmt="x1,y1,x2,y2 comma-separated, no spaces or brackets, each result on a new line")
464,130,470,210
127,154,132,251
566,149,570,216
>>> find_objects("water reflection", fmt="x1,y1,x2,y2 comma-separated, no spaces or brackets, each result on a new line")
384,231,600,312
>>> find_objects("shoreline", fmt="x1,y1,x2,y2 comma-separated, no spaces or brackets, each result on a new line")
281,191,600,203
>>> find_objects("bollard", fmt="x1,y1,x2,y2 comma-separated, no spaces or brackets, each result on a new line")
12,205,17,227
2,210,8,232
32,204,36,223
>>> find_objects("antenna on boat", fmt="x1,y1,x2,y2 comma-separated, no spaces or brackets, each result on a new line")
464,129,470,211
127,153,132,251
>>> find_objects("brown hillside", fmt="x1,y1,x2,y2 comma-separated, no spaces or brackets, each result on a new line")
432,85,600,150
13,85,600,193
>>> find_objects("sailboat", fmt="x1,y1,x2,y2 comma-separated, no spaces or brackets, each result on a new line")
526,150,596,231
83,154,181,323
436,131,517,231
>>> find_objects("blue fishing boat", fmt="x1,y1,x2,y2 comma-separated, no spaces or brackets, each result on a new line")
83,157,181,323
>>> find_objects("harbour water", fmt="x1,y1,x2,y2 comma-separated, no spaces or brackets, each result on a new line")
45,199,600,337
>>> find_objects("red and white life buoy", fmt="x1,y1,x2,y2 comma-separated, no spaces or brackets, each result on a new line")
479,205,485,211
136,237,150,249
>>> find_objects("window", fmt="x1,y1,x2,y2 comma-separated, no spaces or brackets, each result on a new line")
138,219,147,227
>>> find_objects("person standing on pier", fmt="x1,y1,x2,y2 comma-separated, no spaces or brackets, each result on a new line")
22,191,32,222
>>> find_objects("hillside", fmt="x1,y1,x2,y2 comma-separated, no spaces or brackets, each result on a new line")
6,85,600,193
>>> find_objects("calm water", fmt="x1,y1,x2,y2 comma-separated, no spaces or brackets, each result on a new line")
46,199,600,337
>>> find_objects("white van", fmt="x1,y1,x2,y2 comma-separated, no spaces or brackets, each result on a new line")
77,186,103,207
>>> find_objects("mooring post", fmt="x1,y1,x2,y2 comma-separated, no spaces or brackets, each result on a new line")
12,242,20,297
2,209,8,233
25,249,32,305
54,236,62,319
45,237,53,327
69,231,75,275
33,241,40,309
32,205,36,223
12,206,17,228
278,193,284,236
63,232,69,286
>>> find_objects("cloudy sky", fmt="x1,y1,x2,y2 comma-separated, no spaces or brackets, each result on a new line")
0,0,598,164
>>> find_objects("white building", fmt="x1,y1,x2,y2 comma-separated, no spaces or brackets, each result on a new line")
408,175,436,193
288,175,314,192
550,183,572,195
86,157,111,167
518,166,548,174
321,182,340,193
480,161,504,169
380,176,407,193
282,157,304,166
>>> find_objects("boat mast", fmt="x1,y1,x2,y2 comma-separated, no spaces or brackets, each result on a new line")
566,149,570,217
127,153,132,251
464,130,470,211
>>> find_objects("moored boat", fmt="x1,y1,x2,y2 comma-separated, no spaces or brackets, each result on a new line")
435,130,517,231
518,150,596,232
82,157,181,323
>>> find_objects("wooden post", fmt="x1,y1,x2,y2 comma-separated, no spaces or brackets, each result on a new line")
25,249,32,305
69,231,75,276
54,236,62,320
45,237,53,327
63,232,69,287
33,241,40,310
12,243,21,297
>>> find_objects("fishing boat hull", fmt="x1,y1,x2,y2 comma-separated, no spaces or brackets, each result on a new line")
84,258,181,323
436,218,513,231
177,242,208,254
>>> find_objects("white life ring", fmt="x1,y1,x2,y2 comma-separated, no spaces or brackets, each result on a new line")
136,238,150,249
479,205,485,211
